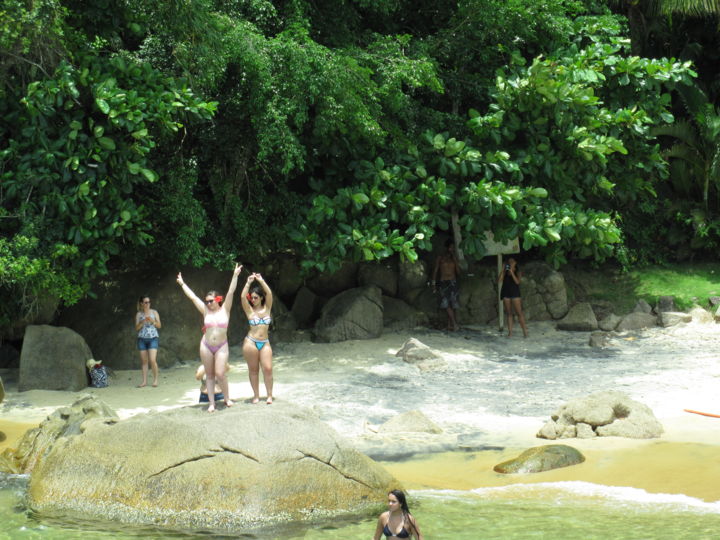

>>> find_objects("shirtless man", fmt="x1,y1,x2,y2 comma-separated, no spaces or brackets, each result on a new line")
432,239,460,331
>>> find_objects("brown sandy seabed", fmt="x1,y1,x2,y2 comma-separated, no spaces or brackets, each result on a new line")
2,324,720,503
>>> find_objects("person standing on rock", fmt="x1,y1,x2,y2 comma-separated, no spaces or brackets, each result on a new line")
498,256,528,337
432,238,461,331
373,489,424,540
241,272,274,404
135,295,161,387
177,263,242,412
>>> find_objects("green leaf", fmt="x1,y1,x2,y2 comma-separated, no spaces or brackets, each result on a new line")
98,137,116,150
96,98,110,114
140,168,158,182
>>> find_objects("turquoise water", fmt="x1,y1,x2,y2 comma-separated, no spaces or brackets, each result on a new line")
3,474,720,539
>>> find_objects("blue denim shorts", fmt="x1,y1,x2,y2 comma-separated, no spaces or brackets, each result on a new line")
137,337,159,351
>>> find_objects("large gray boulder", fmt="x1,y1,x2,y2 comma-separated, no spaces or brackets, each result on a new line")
291,286,323,329
28,401,397,533
397,259,428,302
521,262,569,321
358,262,398,297
556,302,598,331
383,297,424,331
537,391,663,440
493,445,585,474
314,286,383,342
19,325,91,392
458,270,497,325
306,261,359,296
616,312,657,332
598,313,621,331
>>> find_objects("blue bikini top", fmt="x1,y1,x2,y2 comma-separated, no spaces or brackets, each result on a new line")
248,316,272,326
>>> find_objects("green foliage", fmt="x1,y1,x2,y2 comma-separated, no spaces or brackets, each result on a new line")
1,21,216,326
291,129,622,270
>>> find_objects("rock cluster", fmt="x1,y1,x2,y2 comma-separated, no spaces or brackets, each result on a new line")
537,391,663,440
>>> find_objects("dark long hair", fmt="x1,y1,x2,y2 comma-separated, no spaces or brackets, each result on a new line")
389,489,417,534
249,281,266,306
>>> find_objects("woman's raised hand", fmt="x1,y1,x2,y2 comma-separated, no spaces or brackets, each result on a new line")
234,263,243,276
176,272,184,286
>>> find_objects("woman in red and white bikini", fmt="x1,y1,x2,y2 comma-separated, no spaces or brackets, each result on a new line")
177,263,242,412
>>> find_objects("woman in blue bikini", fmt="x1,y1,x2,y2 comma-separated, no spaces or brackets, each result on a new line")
241,272,274,404
373,489,423,540
177,263,242,412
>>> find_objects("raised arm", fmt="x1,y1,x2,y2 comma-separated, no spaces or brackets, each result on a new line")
222,263,243,312
176,272,206,314
241,274,253,314
253,273,273,312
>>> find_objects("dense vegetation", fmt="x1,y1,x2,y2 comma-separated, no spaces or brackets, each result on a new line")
1,0,719,327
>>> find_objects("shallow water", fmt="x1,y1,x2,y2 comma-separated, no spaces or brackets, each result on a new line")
3,473,720,539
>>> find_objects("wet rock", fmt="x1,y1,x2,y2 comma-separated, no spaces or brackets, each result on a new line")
314,285,383,342
493,444,585,474
537,391,663,440
378,410,443,434
616,312,657,332
598,313,621,331
659,312,692,328
0,394,118,474
556,302,598,331
588,331,611,348
28,401,396,533
19,325,92,392
395,338,447,371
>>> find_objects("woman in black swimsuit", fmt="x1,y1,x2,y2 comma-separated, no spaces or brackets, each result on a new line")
498,257,528,337
373,489,423,540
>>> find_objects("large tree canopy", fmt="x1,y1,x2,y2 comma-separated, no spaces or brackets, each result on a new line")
1,0,718,329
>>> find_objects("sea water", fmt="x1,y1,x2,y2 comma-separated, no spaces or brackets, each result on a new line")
2,473,720,539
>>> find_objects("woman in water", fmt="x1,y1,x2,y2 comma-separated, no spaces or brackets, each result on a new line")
135,295,161,387
498,256,528,337
241,272,274,404
177,263,242,412
373,489,423,540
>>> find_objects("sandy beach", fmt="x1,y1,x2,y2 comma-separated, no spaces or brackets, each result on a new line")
2,320,720,503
